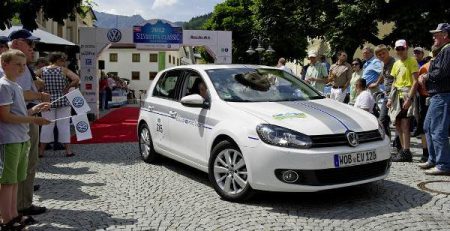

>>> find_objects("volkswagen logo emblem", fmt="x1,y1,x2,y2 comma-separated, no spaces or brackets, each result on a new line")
72,97,84,108
107,28,122,42
76,121,89,133
346,131,359,147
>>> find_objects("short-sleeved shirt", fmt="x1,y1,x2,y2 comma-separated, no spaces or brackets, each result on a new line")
0,77,30,144
382,57,396,94
354,90,375,113
362,56,383,86
329,62,352,87
391,57,419,89
16,67,39,105
306,62,328,92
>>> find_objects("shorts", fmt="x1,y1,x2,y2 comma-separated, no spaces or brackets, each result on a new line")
396,98,413,120
0,141,30,184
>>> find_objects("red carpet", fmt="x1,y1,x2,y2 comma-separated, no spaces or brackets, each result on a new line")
71,107,139,144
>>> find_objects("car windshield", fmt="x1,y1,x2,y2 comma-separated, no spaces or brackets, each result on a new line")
206,68,324,102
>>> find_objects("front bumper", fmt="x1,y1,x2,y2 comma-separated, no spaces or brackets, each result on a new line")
242,137,391,192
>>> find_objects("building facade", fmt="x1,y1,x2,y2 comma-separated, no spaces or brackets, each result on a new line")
98,43,182,92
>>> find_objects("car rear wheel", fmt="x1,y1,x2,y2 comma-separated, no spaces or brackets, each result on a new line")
209,140,254,202
139,123,158,163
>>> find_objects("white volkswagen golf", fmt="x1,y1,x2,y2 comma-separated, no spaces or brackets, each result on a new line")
138,65,391,202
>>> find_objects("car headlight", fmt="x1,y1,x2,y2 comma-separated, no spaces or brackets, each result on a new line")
256,124,312,149
378,120,385,138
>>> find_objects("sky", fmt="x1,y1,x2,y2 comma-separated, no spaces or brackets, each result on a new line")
93,0,225,22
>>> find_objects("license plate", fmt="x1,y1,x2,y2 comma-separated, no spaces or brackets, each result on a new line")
334,150,377,168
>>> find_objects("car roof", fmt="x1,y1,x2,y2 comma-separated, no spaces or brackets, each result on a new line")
163,64,278,72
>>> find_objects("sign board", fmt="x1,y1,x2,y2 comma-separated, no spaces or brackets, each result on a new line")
133,21,182,44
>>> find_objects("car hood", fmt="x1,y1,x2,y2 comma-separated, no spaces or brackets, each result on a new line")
227,99,378,135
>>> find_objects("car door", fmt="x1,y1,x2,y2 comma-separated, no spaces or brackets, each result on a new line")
148,69,183,151
168,69,210,166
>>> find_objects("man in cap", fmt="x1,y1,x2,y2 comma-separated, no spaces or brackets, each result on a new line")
387,39,419,162
9,29,50,216
418,23,450,175
305,51,328,93
0,36,9,76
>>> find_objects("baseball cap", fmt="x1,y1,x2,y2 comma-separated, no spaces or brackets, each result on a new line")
0,36,8,44
394,39,407,49
308,51,318,58
413,47,424,53
8,29,40,41
430,23,450,33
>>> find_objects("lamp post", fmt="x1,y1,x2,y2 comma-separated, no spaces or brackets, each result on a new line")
246,36,275,64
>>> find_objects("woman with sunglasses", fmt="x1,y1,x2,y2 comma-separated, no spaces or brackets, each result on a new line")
349,58,363,105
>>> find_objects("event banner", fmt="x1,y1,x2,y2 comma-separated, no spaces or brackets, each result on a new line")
133,21,183,44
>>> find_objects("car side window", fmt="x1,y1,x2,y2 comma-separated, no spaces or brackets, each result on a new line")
181,70,205,98
152,70,181,100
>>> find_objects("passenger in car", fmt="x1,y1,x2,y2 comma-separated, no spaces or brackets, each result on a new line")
191,78,208,100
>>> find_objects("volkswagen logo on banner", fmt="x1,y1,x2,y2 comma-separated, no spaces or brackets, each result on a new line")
72,97,85,108
76,121,89,133
107,28,122,42
346,131,359,147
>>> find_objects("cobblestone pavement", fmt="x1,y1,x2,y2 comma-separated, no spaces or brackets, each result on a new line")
28,136,450,231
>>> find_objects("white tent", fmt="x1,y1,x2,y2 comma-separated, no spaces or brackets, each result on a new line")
0,26,75,46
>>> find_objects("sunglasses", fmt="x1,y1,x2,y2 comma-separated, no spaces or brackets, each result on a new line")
352,63,359,66
395,47,406,51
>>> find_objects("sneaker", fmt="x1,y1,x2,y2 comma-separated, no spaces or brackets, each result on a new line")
425,167,450,176
392,150,413,162
418,162,435,169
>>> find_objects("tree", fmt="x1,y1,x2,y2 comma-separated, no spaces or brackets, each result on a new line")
183,13,211,30
378,0,450,48
252,0,325,62
204,0,259,64
252,0,450,60
0,0,95,31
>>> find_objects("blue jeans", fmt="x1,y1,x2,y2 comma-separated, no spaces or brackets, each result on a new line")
424,93,450,171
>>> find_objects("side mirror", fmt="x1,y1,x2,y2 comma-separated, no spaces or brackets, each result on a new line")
181,94,208,108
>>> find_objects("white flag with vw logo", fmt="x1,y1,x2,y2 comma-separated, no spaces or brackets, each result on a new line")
66,89,91,115
72,113,92,141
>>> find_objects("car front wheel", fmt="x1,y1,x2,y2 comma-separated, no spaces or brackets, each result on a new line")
138,123,158,163
209,140,254,202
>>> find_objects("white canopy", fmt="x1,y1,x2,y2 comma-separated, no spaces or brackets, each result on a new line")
0,26,75,46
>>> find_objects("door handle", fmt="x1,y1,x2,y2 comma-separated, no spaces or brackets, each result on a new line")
147,105,154,111
169,111,177,118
